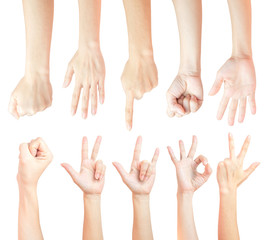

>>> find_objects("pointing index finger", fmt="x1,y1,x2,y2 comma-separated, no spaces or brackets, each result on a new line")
125,93,134,131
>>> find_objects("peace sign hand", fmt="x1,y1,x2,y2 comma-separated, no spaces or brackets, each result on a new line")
61,136,106,195
217,133,260,194
113,136,159,195
168,136,212,194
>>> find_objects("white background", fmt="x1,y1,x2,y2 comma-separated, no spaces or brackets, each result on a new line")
0,0,266,239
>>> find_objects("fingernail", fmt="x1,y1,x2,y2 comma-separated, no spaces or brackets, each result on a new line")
71,109,75,116
92,108,96,115
95,173,100,180
126,123,132,131
62,82,67,88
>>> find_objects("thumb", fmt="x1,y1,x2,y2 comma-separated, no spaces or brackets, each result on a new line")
63,63,74,88
209,72,223,96
112,162,128,182
244,162,260,179
61,163,79,183
8,97,20,119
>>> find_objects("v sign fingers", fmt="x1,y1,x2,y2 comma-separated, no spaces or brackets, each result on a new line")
90,136,102,161
237,135,251,161
188,136,197,158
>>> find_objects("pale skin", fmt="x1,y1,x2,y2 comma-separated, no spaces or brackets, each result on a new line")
61,136,105,240
113,136,159,240
121,0,158,130
217,134,260,240
17,138,53,240
167,0,203,118
63,0,105,118
167,136,212,240
209,0,256,126
9,0,53,119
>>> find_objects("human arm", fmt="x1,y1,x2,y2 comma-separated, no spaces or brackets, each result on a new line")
17,138,53,240
9,0,53,119
217,134,260,240
209,0,256,125
121,0,158,130
167,0,203,118
113,136,159,240
167,136,212,240
63,0,105,118
61,136,105,240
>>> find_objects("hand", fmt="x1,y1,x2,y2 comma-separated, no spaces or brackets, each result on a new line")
167,136,212,193
121,55,158,130
9,74,52,119
217,133,260,194
209,57,256,125
166,74,203,118
17,138,53,187
61,136,106,195
63,48,105,118
113,136,159,195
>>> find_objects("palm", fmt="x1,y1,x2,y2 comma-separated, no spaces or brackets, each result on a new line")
175,159,207,192
220,58,256,99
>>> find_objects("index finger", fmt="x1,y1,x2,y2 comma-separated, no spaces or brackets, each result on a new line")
238,135,251,161
125,93,134,131
132,136,142,168
81,136,89,160
228,133,235,159
90,136,102,161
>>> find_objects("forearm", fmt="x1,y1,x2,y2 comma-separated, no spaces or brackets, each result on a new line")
218,191,239,240
177,192,198,240
132,194,153,240
83,194,103,240
23,0,53,74
78,0,101,49
123,0,153,57
18,184,43,240
228,0,252,58
173,0,202,75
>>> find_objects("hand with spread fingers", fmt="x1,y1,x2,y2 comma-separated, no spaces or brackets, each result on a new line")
168,136,212,240
209,58,256,125
217,134,260,240
113,136,159,195
62,136,105,240
113,136,159,240
217,133,260,194
61,136,105,195
167,74,203,118
63,49,105,118
18,137,53,240
167,136,212,193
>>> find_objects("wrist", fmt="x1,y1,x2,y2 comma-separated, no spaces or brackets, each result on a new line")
83,193,101,202
219,187,237,197
232,47,252,59
78,41,100,52
129,46,154,60
178,65,201,77
132,194,150,202
177,191,194,200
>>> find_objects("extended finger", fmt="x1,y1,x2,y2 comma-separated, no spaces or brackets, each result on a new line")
209,72,223,96
98,77,105,104
132,136,142,168
71,84,82,116
167,146,177,165
228,99,238,126
179,140,186,159
248,93,256,115
238,97,246,123
244,162,260,179
81,86,90,119
91,136,102,161
188,135,197,158
112,162,128,182
151,148,159,164
91,81,98,115
217,95,230,120
125,93,134,131
238,135,251,161
228,133,235,159
81,136,89,161
61,163,79,183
